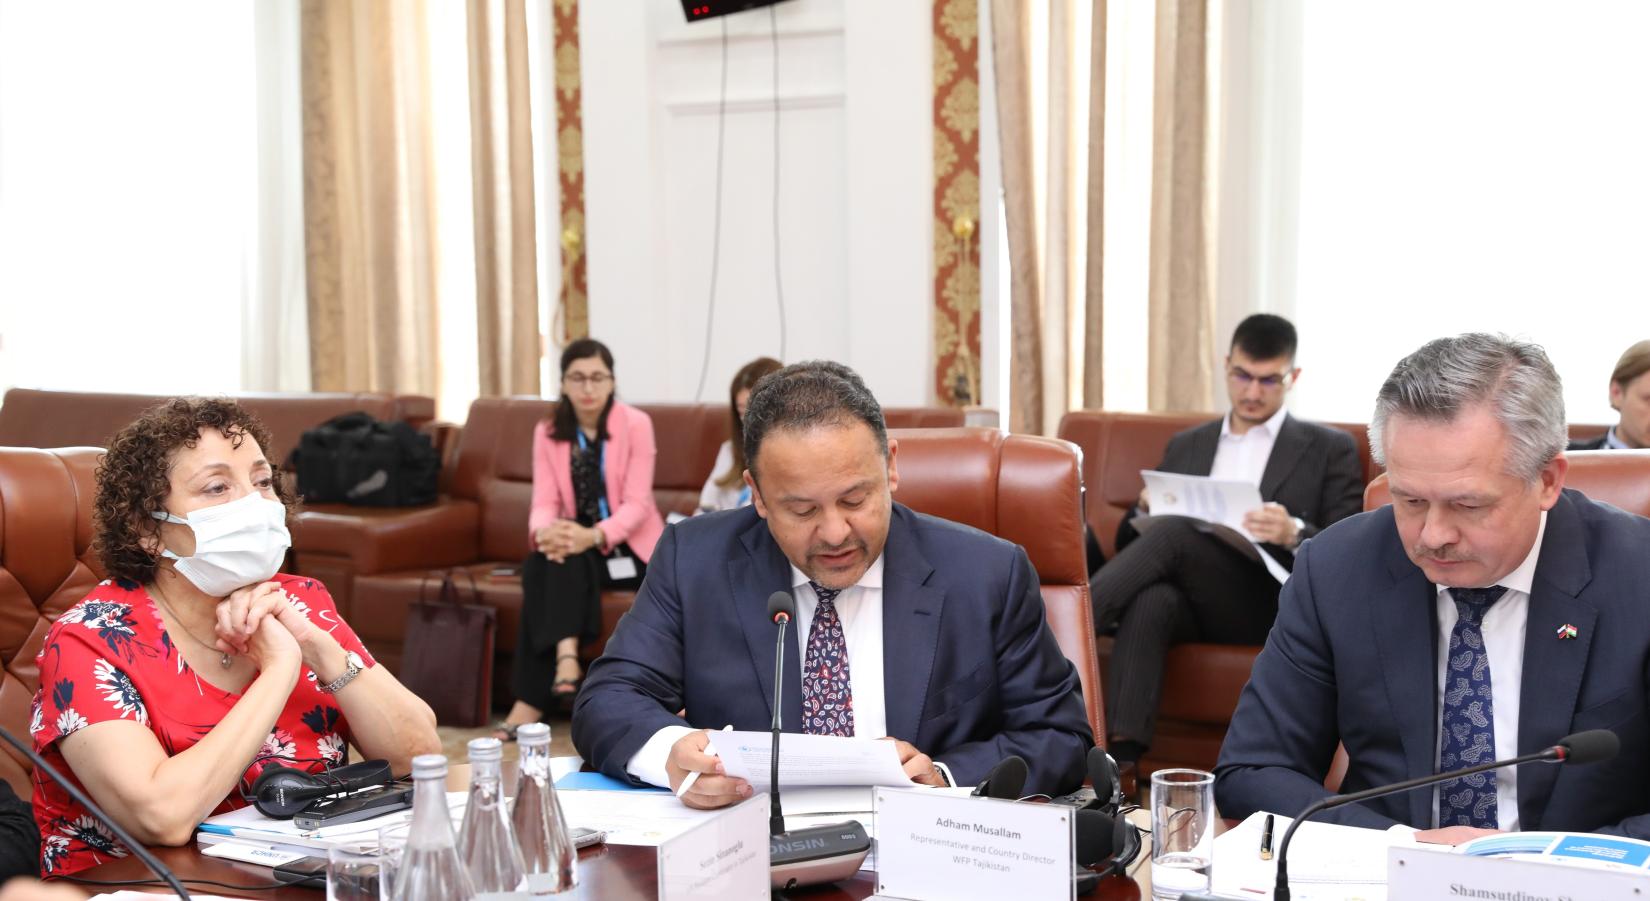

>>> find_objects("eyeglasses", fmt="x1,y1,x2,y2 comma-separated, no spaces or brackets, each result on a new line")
564,373,612,388
1227,367,1291,389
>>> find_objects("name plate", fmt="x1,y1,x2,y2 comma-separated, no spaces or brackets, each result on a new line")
657,794,769,901
1389,844,1649,899
873,787,1074,901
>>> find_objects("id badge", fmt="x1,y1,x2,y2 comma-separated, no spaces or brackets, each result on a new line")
606,555,638,580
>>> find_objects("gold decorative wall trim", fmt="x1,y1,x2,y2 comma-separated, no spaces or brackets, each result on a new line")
553,0,588,342
933,0,982,406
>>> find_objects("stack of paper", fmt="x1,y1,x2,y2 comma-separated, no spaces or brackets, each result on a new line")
1208,811,1424,900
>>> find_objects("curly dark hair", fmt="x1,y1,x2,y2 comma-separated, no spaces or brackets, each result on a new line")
94,397,296,585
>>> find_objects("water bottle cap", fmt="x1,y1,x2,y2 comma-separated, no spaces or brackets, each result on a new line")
467,737,504,761
516,722,551,746
410,753,448,779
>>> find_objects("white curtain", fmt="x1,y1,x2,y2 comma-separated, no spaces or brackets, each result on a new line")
244,0,313,392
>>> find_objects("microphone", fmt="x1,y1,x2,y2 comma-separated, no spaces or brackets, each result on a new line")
1273,729,1620,900
766,589,793,836
0,724,192,899
762,589,871,889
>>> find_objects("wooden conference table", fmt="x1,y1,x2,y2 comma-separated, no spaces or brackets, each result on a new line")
77,764,1174,899
78,842,1153,900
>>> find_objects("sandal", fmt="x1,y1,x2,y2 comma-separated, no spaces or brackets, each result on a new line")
552,654,583,696
492,721,521,742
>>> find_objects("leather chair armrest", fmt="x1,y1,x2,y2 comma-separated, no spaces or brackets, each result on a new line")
292,499,481,575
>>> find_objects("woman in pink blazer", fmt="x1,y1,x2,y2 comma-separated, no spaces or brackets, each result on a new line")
498,338,664,737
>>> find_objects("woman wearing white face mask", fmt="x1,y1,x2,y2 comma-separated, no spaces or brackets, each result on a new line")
26,398,439,877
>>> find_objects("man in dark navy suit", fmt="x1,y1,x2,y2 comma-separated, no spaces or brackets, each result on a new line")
572,361,1091,808
1218,334,1650,843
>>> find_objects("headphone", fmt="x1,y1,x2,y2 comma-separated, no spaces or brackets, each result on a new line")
973,748,1143,890
1081,746,1143,879
250,759,394,818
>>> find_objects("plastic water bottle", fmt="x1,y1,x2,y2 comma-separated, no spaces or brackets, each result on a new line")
511,723,578,894
458,738,527,898
392,753,476,901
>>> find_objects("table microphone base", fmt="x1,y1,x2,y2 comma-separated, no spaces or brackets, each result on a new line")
769,820,871,889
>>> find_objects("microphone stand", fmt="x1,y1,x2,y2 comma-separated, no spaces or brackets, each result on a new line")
1,725,192,899
1274,746,1561,900
770,611,788,836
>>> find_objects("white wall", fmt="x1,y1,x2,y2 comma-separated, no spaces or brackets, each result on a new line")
1288,2,1650,427
580,0,947,407
0,1,257,398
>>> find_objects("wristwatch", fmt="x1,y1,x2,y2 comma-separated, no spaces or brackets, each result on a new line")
1289,517,1307,549
319,651,365,694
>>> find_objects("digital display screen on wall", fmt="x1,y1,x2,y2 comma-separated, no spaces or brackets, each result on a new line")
680,0,794,23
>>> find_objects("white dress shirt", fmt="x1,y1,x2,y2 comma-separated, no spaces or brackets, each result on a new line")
625,555,890,788
1208,405,1290,487
1605,427,1630,450
1430,511,1546,831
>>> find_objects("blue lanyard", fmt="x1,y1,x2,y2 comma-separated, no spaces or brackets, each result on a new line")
737,484,751,507
575,430,610,521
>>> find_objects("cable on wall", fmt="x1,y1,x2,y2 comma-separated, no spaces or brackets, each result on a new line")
692,17,732,401
770,3,787,362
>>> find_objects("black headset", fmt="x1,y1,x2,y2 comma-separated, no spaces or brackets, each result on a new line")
973,748,1143,891
1082,747,1143,879
249,759,394,818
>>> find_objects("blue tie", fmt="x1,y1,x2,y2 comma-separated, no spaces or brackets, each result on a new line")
801,582,855,737
1438,585,1507,830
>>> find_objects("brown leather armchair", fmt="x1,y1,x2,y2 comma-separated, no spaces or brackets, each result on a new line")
1056,409,1376,778
0,447,105,794
890,427,1103,747
1364,448,1650,516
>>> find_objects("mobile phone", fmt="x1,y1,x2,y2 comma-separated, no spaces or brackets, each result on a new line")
272,856,328,889
572,826,606,848
293,784,413,830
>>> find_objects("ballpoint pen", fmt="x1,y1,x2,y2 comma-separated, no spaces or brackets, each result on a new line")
676,724,734,798
1260,813,1275,860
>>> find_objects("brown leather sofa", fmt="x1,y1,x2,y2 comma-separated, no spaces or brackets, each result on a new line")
289,399,975,708
0,448,105,794
0,387,437,465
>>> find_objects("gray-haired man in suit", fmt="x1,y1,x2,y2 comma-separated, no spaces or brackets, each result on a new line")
1092,314,1365,766
1218,334,1650,842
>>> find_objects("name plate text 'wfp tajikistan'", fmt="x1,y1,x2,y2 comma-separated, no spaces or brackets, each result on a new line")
873,788,1074,901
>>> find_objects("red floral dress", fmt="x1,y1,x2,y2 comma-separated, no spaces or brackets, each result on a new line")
29,574,375,877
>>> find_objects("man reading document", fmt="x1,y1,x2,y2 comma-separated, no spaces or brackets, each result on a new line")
572,361,1091,808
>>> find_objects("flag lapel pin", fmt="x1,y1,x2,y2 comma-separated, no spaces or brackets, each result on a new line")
1556,623,1579,640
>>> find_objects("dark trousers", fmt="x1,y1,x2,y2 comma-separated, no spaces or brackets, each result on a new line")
1091,516,1280,747
513,548,646,711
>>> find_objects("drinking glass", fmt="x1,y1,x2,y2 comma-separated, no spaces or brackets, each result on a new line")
377,821,411,901
328,846,387,901
1150,768,1215,899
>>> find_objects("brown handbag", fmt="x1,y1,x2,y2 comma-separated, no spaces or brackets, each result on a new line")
400,569,495,727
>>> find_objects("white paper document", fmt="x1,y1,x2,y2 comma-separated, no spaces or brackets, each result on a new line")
555,788,726,847
1207,810,1424,900
705,731,913,792
1138,470,1292,584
